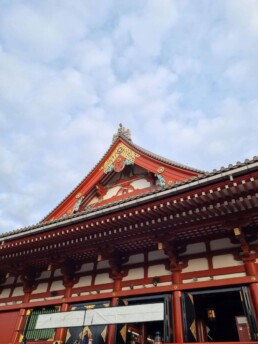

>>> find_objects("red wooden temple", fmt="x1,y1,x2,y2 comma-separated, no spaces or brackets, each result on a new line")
0,125,257,344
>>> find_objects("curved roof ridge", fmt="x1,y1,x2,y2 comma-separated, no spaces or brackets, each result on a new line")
42,132,202,222
126,137,204,173
1,154,257,239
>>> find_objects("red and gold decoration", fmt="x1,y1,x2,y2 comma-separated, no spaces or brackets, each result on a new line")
102,143,140,174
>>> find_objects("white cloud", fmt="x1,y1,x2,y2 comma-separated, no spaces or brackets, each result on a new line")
112,0,178,75
105,67,178,117
142,97,257,171
0,1,257,233
225,60,250,83
226,0,258,37
171,56,201,76
0,3,86,62
211,0,258,87
117,0,177,56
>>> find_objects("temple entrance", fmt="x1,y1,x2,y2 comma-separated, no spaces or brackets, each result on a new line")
183,287,257,342
121,294,171,344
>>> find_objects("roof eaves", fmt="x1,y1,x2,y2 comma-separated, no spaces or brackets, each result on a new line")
1,155,257,242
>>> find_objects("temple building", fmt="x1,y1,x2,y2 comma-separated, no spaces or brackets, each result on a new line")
0,125,258,344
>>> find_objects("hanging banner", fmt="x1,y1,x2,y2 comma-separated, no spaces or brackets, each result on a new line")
36,310,85,329
84,303,164,325
36,303,164,329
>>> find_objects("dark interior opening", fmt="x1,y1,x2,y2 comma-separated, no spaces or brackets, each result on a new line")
193,290,248,342
126,321,163,344
122,294,171,344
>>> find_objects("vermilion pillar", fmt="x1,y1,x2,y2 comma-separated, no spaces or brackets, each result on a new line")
54,303,70,343
172,290,184,343
11,308,28,344
236,228,258,325
107,277,122,344
169,252,184,343
54,259,81,343
141,323,147,344
249,283,258,320
244,258,258,320
11,281,33,344
107,251,125,344
54,284,73,343
244,258,257,276
172,270,182,285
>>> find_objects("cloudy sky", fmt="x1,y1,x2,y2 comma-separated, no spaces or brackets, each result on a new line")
0,0,257,234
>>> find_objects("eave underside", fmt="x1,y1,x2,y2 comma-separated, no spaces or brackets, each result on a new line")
1,171,258,275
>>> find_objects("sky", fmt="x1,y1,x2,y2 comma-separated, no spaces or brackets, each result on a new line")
0,0,258,234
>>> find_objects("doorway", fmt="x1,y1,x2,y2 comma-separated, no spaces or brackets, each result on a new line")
182,287,256,342
121,294,171,344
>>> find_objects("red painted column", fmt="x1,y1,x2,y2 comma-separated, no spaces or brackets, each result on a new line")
141,323,147,344
11,287,32,344
172,290,184,343
107,277,121,344
54,284,73,343
107,297,119,344
249,283,258,320
244,258,257,276
54,303,70,343
172,270,182,285
243,257,258,320
11,308,27,344
23,291,31,303
170,256,184,343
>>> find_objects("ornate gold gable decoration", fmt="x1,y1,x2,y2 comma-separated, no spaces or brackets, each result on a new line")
102,143,140,174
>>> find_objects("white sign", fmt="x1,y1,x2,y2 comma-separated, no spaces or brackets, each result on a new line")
85,303,164,325
35,310,85,329
36,303,164,329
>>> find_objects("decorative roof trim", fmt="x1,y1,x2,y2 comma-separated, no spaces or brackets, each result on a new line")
1,157,257,242
41,132,203,222
101,142,140,173
112,123,132,142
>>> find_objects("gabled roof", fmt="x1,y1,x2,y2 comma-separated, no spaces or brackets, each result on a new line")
43,126,203,222
0,154,257,241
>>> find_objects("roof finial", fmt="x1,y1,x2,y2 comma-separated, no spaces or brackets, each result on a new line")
112,123,132,142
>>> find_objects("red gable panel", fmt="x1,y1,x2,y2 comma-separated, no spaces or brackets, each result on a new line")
43,128,202,222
